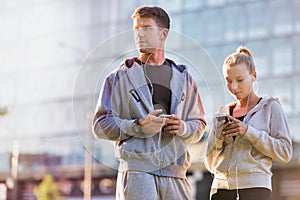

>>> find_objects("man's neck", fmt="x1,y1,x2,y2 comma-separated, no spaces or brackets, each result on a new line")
139,52,165,66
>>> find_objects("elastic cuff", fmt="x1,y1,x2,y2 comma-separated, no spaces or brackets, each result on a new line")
178,120,187,136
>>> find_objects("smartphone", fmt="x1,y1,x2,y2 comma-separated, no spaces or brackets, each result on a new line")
159,114,172,118
216,115,230,122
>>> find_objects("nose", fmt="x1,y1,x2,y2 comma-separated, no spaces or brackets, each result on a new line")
231,81,238,90
135,28,144,37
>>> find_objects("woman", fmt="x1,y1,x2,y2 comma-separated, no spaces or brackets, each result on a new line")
205,46,293,200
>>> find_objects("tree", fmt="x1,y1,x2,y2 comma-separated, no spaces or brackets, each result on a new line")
34,174,64,200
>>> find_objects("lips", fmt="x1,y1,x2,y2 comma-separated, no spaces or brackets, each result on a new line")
136,40,147,44
234,92,242,96
136,41,149,49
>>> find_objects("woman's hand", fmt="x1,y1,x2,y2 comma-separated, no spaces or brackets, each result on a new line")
222,115,248,138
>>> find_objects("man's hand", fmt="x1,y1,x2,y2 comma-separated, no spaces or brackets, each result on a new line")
139,109,165,135
163,114,184,136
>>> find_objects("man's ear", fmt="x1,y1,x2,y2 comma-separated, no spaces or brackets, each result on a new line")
161,29,168,40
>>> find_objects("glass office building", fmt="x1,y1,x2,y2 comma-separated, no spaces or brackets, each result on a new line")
0,0,299,199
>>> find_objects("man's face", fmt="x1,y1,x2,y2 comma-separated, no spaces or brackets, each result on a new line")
133,17,163,54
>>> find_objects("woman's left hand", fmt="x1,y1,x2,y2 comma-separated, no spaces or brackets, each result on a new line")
222,115,248,137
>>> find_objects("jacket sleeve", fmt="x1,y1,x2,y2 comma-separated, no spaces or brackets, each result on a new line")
244,101,293,163
93,73,150,141
180,73,206,144
204,117,226,173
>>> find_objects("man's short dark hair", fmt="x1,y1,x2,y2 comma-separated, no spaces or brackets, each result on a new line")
131,6,170,30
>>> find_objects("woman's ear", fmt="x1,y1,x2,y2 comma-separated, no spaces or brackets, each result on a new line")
252,72,257,82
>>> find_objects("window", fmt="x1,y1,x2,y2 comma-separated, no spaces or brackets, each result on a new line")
225,0,239,3
246,41,270,78
294,0,300,32
294,77,300,114
90,0,110,24
182,12,204,42
183,0,203,10
205,46,226,71
206,0,225,7
246,2,271,39
270,79,293,115
294,36,300,72
290,117,300,142
256,79,271,98
271,0,293,36
224,5,246,42
170,15,183,33
118,0,137,21
158,0,182,13
270,39,293,76
202,9,225,43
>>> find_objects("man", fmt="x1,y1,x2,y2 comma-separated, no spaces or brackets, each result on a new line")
93,6,206,200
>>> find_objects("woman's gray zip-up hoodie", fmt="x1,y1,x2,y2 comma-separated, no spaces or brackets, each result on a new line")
205,96,293,190
93,57,206,178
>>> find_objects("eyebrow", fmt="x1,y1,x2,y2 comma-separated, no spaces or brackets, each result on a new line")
133,24,154,29
225,75,245,80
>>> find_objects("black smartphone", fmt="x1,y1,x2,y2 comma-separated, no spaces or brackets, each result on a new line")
216,115,230,123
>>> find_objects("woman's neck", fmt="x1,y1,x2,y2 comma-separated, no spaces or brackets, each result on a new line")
238,93,258,106
233,94,260,117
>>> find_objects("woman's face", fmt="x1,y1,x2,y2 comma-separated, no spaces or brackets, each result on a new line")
224,63,254,101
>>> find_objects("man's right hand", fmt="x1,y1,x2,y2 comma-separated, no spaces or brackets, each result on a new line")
139,109,166,135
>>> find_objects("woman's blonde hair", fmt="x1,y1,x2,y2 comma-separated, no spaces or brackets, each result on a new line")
223,46,256,74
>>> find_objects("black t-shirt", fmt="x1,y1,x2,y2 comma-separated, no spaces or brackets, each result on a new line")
229,97,262,121
142,60,172,114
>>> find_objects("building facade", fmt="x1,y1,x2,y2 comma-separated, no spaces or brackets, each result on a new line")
0,0,299,199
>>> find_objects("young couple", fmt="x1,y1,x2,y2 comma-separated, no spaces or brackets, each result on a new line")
93,6,292,200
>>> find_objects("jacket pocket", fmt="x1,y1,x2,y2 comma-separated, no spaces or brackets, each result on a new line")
236,144,262,174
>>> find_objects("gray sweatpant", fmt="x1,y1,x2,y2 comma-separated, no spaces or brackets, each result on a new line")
116,171,192,200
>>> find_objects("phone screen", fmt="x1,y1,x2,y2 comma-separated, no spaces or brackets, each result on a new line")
216,116,229,122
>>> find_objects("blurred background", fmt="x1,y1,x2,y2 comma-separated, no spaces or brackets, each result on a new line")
0,0,300,199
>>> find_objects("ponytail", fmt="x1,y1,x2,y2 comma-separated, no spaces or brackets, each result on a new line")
223,46,256,74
